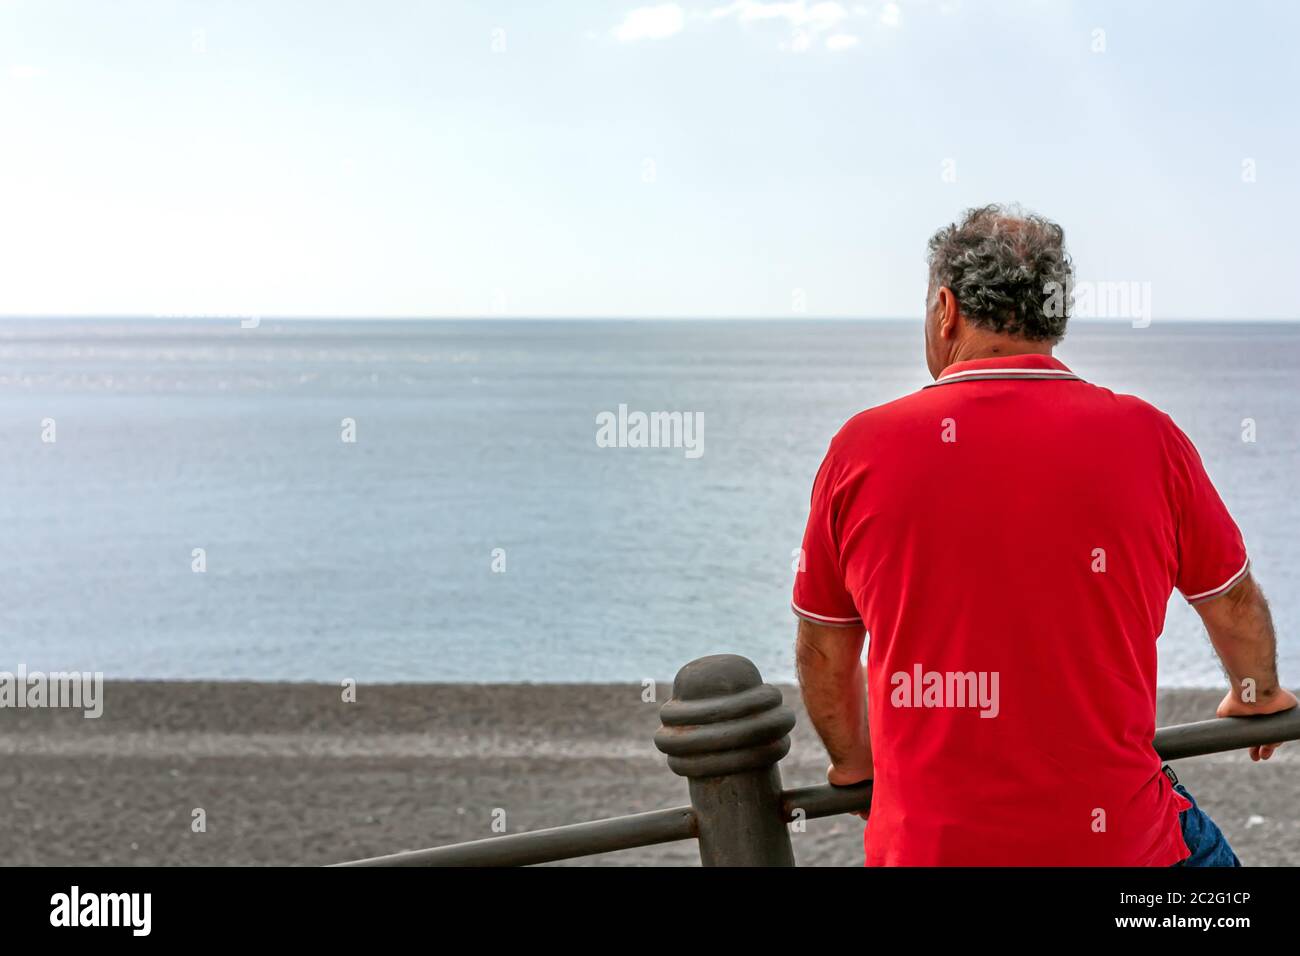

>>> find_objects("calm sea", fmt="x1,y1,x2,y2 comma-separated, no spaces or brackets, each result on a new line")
0,319,1296,685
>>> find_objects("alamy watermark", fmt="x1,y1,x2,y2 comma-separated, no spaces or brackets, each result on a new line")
50,886,150,936
595,404,704,459
1044,277,1152,328
0,665,103,718
890,663,1000,718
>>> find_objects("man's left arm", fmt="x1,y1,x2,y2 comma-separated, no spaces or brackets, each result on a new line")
795,618,872,787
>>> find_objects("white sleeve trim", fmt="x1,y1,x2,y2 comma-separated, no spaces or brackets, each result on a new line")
1182,557,1251,604
791,601,863,627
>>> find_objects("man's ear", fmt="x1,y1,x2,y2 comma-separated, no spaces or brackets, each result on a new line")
937,286,961,340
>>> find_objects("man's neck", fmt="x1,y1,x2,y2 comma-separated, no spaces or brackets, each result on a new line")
949,332,1053,365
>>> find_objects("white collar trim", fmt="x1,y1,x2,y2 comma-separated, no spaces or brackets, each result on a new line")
925,367,1081,388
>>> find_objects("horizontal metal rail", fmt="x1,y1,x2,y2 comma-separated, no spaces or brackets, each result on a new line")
783,781,872,820
334,806,697,867
776,708,1300,825
335,687,1300,867
1153,708,1300,761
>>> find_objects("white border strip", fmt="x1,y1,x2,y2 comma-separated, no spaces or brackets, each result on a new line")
1183,557,1251,604
791,601,862,626
925,368,1081,388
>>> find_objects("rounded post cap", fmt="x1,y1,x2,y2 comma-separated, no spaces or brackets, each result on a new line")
654,654,795,778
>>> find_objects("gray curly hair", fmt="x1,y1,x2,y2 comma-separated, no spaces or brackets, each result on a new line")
926,204,1073,343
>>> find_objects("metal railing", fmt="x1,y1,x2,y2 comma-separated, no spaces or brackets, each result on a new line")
335,653,1300,867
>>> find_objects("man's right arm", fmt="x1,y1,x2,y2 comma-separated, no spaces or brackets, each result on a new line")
1195,572,1299,760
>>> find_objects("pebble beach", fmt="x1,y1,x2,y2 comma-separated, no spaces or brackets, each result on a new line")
1,682,1295,866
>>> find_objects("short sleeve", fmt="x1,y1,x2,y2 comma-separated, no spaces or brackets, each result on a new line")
791,447,862,626
1169,422,1249,604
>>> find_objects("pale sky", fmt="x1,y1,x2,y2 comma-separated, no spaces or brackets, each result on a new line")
1,0,1296,319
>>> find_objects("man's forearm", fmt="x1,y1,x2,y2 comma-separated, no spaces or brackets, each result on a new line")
795,619,871,773
1198,573,1281,700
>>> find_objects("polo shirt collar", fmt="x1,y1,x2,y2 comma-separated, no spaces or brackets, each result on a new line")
925,353,1081,388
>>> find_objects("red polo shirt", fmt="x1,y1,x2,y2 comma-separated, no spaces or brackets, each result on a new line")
793,354,1248,866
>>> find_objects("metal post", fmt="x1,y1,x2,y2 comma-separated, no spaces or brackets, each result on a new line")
654,654,797,866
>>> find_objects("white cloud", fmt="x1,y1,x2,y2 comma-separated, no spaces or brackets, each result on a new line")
711,1,848,33
612,4,686,42
611,0,896,50
9,65,46,80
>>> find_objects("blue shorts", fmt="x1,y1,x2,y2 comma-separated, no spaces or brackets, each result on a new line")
1169,773,1241,867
